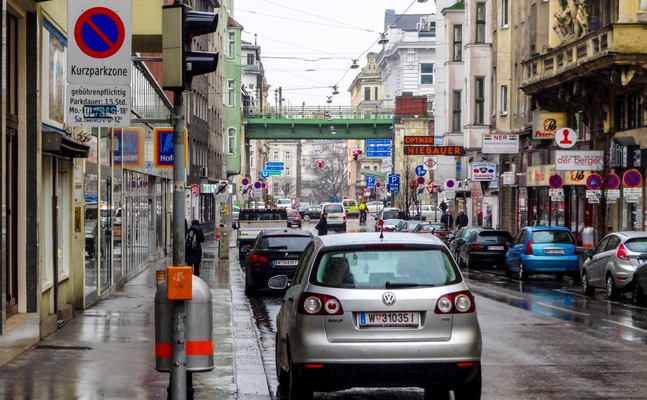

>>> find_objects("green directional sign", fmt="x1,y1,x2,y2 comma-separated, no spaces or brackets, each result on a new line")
268,170,282,175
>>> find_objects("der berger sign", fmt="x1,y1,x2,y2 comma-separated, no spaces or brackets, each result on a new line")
554,150,604,171
404,136,465,156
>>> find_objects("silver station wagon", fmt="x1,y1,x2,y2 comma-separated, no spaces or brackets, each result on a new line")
270,232,482,400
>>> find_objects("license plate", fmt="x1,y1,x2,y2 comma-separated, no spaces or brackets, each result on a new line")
359,312,420,327
274,260,298,266
488,246,504,251
545,248,564,254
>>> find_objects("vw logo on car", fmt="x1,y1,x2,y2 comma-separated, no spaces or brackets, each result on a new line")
382,292,396,306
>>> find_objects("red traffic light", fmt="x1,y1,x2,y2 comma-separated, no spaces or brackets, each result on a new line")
316,159,324,168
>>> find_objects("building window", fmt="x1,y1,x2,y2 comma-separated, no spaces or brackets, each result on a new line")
500,85,508,115
285,151,291,160
615,93,642,131
273,185,279,194
475,77,485,125
453,25,462,62
502,0,509,27
421,63,434,84
453,90,462,132
228,32,235,58
364,87,371,101
247,53,254,65
227,128,236,155
286,167,291,176
375,87,379,101
476,3,486,43
227,80,235,107
273,151,279,160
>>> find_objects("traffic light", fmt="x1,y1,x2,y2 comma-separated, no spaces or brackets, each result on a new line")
352,149,361,161
163,4,219,90
317,159,324,168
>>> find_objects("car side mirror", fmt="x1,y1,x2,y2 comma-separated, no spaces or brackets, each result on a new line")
585,249,593,258
459,239,466,244
267,275,289,290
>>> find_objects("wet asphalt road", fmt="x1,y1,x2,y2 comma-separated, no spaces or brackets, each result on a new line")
241,217,647,399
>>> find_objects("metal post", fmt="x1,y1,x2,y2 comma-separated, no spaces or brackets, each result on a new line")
171,88,187,400
391,115,396,207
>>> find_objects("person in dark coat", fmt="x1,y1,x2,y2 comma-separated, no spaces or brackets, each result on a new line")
315,213,328,236
186,219,206,276
455,211,468,228
440,210,454,230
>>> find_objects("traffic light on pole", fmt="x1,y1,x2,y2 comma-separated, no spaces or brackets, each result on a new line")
352,149,361,161
163,4,219,90
317,159,324,168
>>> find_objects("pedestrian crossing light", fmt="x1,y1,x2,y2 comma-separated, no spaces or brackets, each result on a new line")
317,159,325,168
163,4,219,90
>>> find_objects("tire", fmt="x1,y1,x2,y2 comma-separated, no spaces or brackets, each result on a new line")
519,261,529,281
504,259,513,279
606,273,620,300
465,255,473,269
424,388,451,400
453,367,482,400
284,357,312,400
581,270,595,296
571,270,581,284
633,280,647,305
303,215,310,222
244,272,257,296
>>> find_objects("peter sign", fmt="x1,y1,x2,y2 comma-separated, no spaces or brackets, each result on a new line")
532,112,567,139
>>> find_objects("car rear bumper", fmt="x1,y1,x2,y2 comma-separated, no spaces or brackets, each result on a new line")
468,251,506,264
292,361,480,391
521,255,579,272
247,266,296,287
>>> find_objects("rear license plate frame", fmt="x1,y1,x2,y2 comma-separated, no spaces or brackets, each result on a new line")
359,312,420,328
274,260,298,266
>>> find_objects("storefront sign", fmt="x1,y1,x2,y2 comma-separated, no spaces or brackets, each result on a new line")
471,162,497,181
634,149,647,168
532,112,567,139
555,151,604,171
482,134,519,154
502,171,516,185
610,137,638,168
564,170,590,185
527,165,591,186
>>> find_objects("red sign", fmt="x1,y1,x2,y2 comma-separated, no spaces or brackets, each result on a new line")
426,184,434,194
191,184,199,195
604,173,620,190
549,174,563,189
586,173,602,190
417,176,425,184
623,169,642,188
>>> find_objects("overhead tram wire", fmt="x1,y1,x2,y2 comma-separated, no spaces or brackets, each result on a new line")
237,9,375,33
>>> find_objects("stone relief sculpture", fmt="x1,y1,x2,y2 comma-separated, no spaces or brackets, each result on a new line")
553,0,591,45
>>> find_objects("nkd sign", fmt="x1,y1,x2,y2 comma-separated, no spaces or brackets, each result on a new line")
555,150,604,171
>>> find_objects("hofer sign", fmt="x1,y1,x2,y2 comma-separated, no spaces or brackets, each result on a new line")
555,150,604,171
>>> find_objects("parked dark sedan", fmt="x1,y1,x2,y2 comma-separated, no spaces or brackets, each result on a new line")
395,220,428,233
632,260,647,305
413,223,450,242
458,229,514,269
449,227,491,259
241,229,313,295
298,206,322,222
287,209,302,228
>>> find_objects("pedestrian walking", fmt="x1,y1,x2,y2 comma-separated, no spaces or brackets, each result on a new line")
186,219,206,276
315,212,328,236
456,210,468,229
441,210,454,230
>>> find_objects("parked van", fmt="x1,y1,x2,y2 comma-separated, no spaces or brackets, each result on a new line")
321,202,346,232
276,198,292,209
342,198,359,217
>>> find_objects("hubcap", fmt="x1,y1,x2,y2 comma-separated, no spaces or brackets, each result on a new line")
582,273,588,290
607,276,613,297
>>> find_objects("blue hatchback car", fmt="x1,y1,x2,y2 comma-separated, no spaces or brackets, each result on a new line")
505,226,579,281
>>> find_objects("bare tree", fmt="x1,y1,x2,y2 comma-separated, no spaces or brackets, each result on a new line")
273,176,293,198
394,154,422,218
303,142,349,204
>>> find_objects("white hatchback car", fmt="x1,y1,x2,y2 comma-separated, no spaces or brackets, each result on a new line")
320,203,346,232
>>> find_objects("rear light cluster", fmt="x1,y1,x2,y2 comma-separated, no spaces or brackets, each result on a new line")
343,213,347,221
616,244,629,260
294,214,300,220
470,244,485,251
525,241,533,256
434,290,476,314
250,254,268,263
298,292,343,315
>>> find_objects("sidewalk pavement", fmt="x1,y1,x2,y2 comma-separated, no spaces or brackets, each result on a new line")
0,235,273,400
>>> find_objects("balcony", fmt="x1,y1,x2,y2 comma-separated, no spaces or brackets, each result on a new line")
521,24,647,95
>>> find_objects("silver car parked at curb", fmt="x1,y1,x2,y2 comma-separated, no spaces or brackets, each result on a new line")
269,232,482,400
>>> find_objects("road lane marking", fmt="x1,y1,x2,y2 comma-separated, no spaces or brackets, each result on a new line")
603,319,647,334
536,302,590,317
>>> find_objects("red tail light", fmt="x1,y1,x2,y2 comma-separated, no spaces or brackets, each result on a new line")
294,214,300,220
470,244,485,251
250,254,268,262
298,292,343,315
435,290,476,314
343,214,347,220
526,241,533,256
616,244,629,260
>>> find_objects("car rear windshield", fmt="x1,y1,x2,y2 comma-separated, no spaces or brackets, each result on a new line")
239,210,287,221
531,230,574,244
382,210,405,220
342,200,356,206
324,204,344,213
429,224,447,231
287,210,298,217
624,238,647,252
259,236,311,250
477,231,513,243
311,249,460,289
277,199,290,204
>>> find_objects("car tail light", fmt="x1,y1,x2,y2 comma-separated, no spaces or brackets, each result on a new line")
435,290,476,314
343,213,347,221
298,292,343,315
616,244,629,261
526,241,533,256
294,214,300,220
471,244,485,251
250,254,268,263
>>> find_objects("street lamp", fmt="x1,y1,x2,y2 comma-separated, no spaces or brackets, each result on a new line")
378,33,389,45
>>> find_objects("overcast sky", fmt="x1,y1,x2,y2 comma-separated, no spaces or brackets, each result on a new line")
233,0,437,108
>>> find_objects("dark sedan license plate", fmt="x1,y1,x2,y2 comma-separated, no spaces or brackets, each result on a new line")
275,260,298,266
359,312,419,327
545,248,564,254
488,246,504,251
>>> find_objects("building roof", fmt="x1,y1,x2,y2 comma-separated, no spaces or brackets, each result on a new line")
227,16,243,29
385,9,435,31
444,2,465,11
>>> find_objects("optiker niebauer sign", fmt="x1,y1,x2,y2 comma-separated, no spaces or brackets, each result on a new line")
554,150,604,171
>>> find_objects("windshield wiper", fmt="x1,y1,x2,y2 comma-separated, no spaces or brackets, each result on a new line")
385,281,436,289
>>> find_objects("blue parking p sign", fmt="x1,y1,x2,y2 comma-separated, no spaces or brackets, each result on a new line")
388,174,400,193
366,176,376,189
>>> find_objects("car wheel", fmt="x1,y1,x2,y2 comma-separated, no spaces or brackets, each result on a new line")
286,357,313,400
633,280,647,305
519,261,529,281
571,270,581,284
606,273,620,300
465,255,474,269
504,259,513,279
303,215,310,222
581,270,595,296
424,388,451,400
453,367,482,400
244,273,257,296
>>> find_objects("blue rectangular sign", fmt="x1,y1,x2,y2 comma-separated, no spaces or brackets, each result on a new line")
366,176,376,189
366,145,391,151
265,166,284,171
366,151,392,157
366,139,392,145
265,162,284,167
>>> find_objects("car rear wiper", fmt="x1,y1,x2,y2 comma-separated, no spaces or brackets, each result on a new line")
385,281,436,289
268,245,288,249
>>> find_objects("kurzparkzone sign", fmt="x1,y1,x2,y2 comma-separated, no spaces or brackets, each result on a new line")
554,150,604,171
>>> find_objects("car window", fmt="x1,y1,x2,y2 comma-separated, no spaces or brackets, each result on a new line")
605,236,621,252
259,236,312,251
476,231,514,243
531,230,574,244
625,238,647,252
293,243,315,285
311,249,459,289
324,204,344,213
593,236,611,255
239,210,287,221
342,200,356,207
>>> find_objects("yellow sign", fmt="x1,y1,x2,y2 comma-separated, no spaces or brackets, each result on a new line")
527,165,591,186
223,206,229,216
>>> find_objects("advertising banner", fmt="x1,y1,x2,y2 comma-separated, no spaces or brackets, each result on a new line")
470,162,497,181
555,150,604,171
482,134,519,154
532,112,567,139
